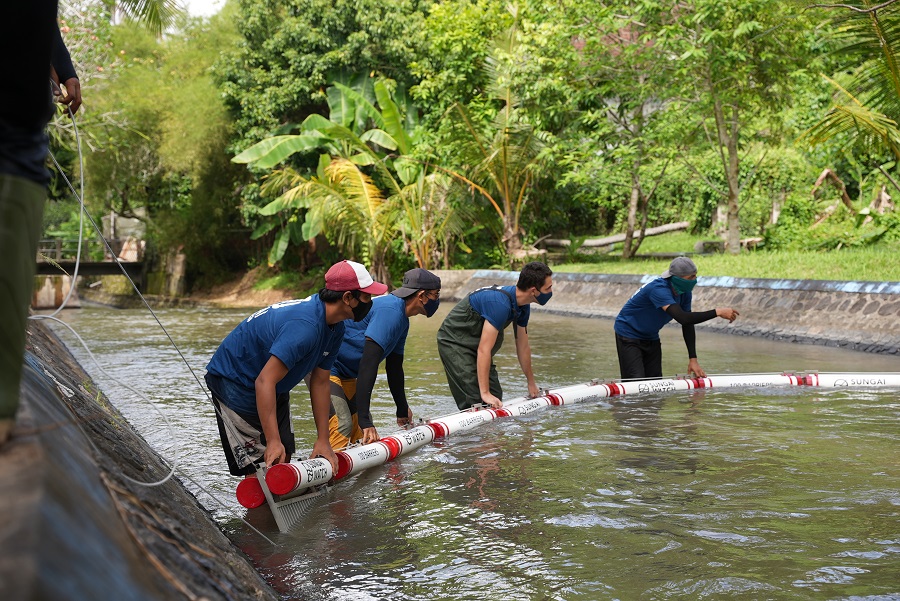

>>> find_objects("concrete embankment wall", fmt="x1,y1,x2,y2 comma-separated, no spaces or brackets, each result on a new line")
1,321,277,601
434,270,900,355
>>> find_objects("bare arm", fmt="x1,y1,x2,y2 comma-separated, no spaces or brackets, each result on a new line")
255,355,289,467
477,322,502,408
514,327,540,398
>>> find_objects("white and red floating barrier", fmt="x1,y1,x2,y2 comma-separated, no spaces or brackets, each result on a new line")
237,372,900,507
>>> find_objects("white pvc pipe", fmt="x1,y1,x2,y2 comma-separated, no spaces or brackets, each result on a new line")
249,372,900,500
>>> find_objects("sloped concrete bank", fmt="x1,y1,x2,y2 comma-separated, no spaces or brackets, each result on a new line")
434,270,900,354
1,321,277,601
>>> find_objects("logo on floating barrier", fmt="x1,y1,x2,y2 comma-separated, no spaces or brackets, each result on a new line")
400,430,427,446
305,462,329,483
637,381,677,393
515,400,543,415
834,378,885,387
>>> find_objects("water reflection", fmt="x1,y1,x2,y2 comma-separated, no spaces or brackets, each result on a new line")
46,302,900,600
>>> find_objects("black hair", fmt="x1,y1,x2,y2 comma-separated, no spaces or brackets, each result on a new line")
516,261,553,291
319,287,355,303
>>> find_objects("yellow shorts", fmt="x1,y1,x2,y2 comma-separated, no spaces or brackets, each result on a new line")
328,375,363,451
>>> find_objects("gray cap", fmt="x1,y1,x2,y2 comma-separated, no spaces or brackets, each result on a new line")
392,268,442,298
661,256,697,278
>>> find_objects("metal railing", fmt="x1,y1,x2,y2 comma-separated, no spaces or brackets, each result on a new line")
36,238,145,263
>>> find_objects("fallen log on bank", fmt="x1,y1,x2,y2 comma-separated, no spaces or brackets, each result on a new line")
542,221,690,248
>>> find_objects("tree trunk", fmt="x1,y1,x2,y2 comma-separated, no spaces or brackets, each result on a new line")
633,188,651,254
543,221,690,247
502,214,523,259
622,104,645,260
713,98,742,254
623,176,642,259
771,190,785,225
371,247,390,288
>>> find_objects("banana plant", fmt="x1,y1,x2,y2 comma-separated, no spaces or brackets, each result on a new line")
234,74,460,278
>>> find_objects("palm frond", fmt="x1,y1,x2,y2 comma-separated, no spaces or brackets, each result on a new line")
117,0,181,36
803,97,900,160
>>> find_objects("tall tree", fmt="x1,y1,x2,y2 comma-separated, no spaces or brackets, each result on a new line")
217,0,432,147
661,0,813,253
444,6,548,261
566,2,676,258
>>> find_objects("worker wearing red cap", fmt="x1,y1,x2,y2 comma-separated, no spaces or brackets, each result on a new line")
327,267,442,450
205,260,387,477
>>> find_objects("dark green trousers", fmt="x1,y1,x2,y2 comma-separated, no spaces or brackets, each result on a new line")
0,174,45,419
437,295,505,410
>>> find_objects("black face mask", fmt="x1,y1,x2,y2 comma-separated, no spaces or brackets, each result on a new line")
351,294,372,322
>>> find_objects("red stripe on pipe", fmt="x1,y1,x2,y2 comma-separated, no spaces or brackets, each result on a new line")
548,393,563,406
335,451,353,480
427,422,448,439
380,437,402,461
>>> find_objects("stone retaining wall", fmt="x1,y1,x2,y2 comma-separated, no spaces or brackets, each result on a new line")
1,322,278,600
433,270,900,355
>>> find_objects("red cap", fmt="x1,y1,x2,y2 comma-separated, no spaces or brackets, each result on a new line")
324,260,388,295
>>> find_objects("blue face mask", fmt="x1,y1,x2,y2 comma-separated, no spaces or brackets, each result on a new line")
535,290,553,306
423,297,440,317
670,276,697,295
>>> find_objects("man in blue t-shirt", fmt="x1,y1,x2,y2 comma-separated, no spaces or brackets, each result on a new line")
614,257,739,380
437,262,554,410
326,267,442,450
205,260,387,476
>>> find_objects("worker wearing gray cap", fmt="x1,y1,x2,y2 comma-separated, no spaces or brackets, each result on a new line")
614,257,739,379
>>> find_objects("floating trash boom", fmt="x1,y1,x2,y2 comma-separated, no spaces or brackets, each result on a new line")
242,372,900,531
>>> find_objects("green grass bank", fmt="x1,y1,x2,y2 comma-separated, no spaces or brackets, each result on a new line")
549,233,900,282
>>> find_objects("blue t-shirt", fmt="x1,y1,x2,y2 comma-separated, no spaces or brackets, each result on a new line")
206,295,344,414
331,294,409,379
468,285,530,330
614,277,692,340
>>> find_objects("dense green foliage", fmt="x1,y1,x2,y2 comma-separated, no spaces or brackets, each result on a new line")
53,0,900,289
